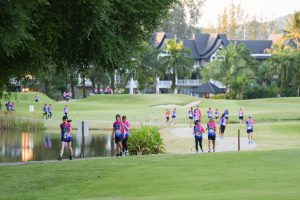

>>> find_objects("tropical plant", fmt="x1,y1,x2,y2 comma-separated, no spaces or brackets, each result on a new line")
159,39,193,93
284,11,300,50
127,126,164,155
201,43,254,95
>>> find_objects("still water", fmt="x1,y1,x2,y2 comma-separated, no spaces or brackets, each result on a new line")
0,130,114,163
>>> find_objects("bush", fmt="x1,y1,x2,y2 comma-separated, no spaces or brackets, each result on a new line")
211,93,228,99
128,126,164,155
243,86,277,99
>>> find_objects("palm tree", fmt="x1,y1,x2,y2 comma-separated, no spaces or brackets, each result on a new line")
159,39,193,94
284,11,300,50
202,43,253,94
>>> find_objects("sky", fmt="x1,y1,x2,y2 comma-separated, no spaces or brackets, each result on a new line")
198,0,300,27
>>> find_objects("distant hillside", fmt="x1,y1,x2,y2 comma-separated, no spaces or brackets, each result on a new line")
268,14,289,33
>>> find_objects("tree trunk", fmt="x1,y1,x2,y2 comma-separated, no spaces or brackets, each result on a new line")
297,85,300,97
82,73,87,98
171,66,177,94
70,72,75,99
90,76,95,89
110,69,115,91
44,79,49,96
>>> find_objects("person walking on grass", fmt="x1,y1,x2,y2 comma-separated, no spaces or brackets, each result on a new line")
171,108,177,124
207,108,213,119
224,109,229,123
239,108,244,124
112,114,124,157
245,116,255,144
188,107,194,127
194,106,201,122
64,105,68,117
122,115,131,156
207,118,217,152
47,104,52,119
219,113,226,139
165,109,170,124
193,120,205,153
57,116,73,161
42,104,48,119
214,108,219,120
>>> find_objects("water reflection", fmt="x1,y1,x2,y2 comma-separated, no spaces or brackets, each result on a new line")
0,130,113,163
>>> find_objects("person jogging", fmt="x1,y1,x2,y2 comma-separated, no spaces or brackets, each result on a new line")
224,109,229,123
245,116,255,144
112,114,124,157
207,108,213,119
171,108,177,124
239,108,244,124
207,118,217,152
193,120,205,153
57,116,74,161
215,108,219,120
122,115,131,156
47,104,52,119
165,109,170,123
64,105,68,117
42,104,48,119
219,113,226,139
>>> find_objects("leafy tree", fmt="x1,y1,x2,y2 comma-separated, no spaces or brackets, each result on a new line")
0,0,176,98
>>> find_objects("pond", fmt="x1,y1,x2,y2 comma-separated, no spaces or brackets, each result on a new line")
0,130,114,163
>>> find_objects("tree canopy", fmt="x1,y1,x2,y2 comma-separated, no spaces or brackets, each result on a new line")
0,0,176,97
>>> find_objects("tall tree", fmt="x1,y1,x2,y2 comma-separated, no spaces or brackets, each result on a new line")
0,0,176,97
160,39,193,93
284,11,300,50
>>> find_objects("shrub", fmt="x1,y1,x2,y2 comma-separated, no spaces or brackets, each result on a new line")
243,86,277,99
211,93,228,99
128,126,164,155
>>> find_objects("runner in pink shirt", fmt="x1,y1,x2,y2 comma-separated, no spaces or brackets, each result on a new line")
193,120,205,153
207,118,217,152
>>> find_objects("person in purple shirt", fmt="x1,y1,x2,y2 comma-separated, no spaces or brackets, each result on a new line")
47,104,52,119
57,116,73,160
64,105,68,117
42,104,48,119
112,114,124,157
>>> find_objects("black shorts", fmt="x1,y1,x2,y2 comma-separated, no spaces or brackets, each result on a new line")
208,134,216,140
220,125,226,133
239,116,244,120
247,129,253,133
166,117,170,121
225,116,229,119
172,115,176,119
189,116,193,119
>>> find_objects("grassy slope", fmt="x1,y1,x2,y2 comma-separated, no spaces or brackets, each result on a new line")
1,149,300,200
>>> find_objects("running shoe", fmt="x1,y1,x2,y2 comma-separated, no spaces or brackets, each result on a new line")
57,156,62,161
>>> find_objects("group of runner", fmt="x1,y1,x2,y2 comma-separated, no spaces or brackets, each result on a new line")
112,114,131,157
190,106,255,153
165,108,177,124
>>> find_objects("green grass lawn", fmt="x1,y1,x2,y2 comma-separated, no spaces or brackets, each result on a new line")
1,93,300,199
1,149,300,199
3,92,300,126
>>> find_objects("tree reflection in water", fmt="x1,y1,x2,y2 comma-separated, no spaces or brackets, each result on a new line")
0,130,111,163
